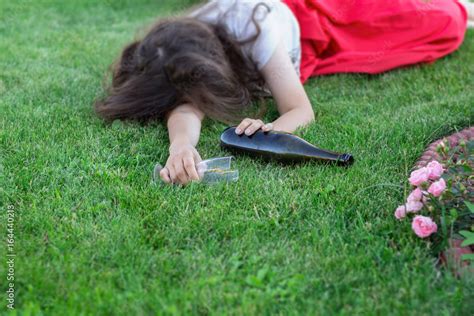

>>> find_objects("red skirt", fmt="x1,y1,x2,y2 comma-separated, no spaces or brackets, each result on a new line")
282,0,467,83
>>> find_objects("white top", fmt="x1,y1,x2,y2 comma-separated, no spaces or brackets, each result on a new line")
190,0,301,76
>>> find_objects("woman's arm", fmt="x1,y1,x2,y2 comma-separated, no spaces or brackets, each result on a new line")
160,103,204,185
261,41,315,132
236,41,315,135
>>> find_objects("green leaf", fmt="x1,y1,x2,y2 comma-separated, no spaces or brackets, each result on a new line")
449,208,458,219
451,187,460,195
461,254,474,262
459,230,474,247
245,275,264,288
465,201,474,214
256,267,269,281
461,165,472,173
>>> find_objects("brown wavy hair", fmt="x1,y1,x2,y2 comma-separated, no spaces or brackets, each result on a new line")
94,4,270,124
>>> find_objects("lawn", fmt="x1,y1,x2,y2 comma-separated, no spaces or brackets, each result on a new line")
1,0,473,315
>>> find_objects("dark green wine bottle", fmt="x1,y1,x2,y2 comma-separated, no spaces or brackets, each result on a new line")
220,127,354,166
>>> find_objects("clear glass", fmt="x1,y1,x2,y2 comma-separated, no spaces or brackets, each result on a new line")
201,169,239,184
152,164,164,183
197,156,233,176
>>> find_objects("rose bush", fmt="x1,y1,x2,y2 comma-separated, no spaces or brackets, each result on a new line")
395,139,474,266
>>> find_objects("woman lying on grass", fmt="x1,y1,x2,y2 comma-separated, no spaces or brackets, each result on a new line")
95,0,473,185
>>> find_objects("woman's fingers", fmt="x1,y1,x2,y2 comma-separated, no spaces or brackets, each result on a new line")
183,156,200,181
165,163,192,185
236,118,266,136
193,149,202,164
262,122,274,132
171,155,200,185
235,118,253,135
160,167,172,184
163,146,203,185
167,164,178,184
173,160,189,185
244,119,264,135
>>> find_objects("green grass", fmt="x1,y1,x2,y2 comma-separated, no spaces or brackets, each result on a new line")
1,0,473,315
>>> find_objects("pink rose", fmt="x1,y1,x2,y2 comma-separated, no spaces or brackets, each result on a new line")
427,178,446,197
394,205,407,220
406,200,424,213
407,188,423,202
411,215,438,238
409,167,430,186
426,161,444,180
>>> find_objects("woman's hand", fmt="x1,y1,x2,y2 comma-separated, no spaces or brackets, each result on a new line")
160,143,202,185
235,118,274,136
